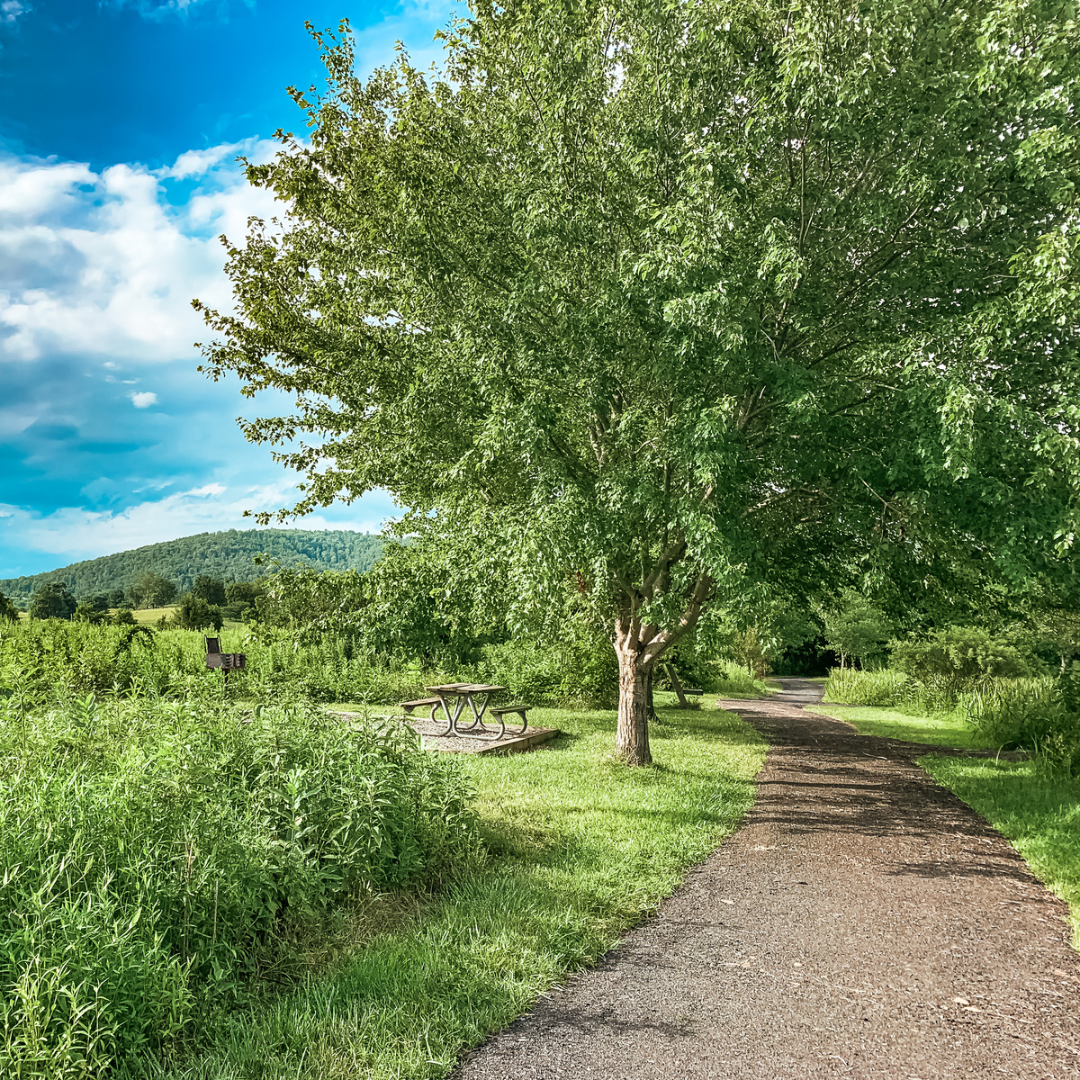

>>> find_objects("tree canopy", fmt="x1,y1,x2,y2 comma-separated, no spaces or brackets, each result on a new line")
29,582,77,621
199,0,1080,763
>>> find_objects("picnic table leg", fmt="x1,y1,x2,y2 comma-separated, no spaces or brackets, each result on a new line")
455,694,483,731
459,692,493,731
433,693,462,736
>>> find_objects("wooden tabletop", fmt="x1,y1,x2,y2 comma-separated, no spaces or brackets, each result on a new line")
425,683,505,694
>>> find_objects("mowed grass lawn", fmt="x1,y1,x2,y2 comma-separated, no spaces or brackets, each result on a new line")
177,703,766,1080
812,702,1080,951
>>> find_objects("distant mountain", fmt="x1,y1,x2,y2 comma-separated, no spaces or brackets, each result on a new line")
0,529,384,607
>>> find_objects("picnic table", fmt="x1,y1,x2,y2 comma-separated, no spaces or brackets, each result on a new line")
398,684,532,740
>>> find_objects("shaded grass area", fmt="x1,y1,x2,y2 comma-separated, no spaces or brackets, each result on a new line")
809,704,994,749
919,756,1080,951
174,704,766,1080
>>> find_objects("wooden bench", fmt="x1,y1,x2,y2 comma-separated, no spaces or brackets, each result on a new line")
485,703,530,738
399,697,443,721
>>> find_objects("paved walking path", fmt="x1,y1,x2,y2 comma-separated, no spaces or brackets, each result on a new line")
453,680,1080,1079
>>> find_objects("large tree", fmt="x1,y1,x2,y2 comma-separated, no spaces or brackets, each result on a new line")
199,0,1080,763
28,582,77,621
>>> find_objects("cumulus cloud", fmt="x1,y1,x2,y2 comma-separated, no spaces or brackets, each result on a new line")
129,391,158,408
0,139,279,364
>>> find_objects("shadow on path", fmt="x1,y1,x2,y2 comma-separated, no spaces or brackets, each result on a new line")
453,679,1080,1080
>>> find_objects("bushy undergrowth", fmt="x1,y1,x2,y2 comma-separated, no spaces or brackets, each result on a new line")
962,677,1080,775
823,667,911,706
0,620,625,708
0,691,479,1077
712,660,773,697
477,631,618,709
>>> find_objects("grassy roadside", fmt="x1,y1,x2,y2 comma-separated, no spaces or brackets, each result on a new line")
809,704,993,749
172,703,766,1079
811,702,1080,952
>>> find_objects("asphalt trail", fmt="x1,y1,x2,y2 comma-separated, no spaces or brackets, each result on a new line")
452,679,1080,1079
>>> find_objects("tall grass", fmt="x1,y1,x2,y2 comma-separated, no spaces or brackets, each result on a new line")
712,660,774,697
961,677,1080,776
0,689,480,1078
823,665,1080,778
0,620,442,705
823,667,911,706
165,705,768,1079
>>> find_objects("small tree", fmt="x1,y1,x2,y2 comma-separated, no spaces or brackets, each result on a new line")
132,572,178,609
172,594,224,632
730,627,773,680
191,575,228,606
0,590,19,623
73,603,110,625
822,590,893,671
224,579,267,622
29,582,76,621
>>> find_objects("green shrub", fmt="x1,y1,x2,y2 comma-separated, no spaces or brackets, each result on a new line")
0,692,480,1077
478,622,618,708
891,626,1033,706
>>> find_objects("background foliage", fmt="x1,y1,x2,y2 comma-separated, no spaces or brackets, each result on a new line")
1,529,383,609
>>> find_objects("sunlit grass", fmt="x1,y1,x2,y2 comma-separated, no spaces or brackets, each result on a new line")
176,703,767,1080
809,704,993,749
127,605,175,624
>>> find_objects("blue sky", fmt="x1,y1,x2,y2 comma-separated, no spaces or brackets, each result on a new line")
0,0,461,578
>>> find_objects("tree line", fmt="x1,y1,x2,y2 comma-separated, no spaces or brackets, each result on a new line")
0,529,383,609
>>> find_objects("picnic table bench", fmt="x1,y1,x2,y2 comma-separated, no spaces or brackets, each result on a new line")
484,702,530,738
399,697,443,721
399,684,531,740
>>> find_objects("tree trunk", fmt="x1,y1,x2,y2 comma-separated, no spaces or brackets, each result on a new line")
615,638,652,765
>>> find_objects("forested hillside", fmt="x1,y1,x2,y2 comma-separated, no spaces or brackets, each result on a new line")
0,529,383,606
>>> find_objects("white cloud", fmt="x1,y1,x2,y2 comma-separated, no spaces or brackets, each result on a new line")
129,391,158,408
0,139,279,364
350,0,463,78
1,1,30,26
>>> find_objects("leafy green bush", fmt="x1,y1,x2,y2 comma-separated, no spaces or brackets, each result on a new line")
0,692,480,1077
478,618,618,708
823,667,911,706
891,626,1033,706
